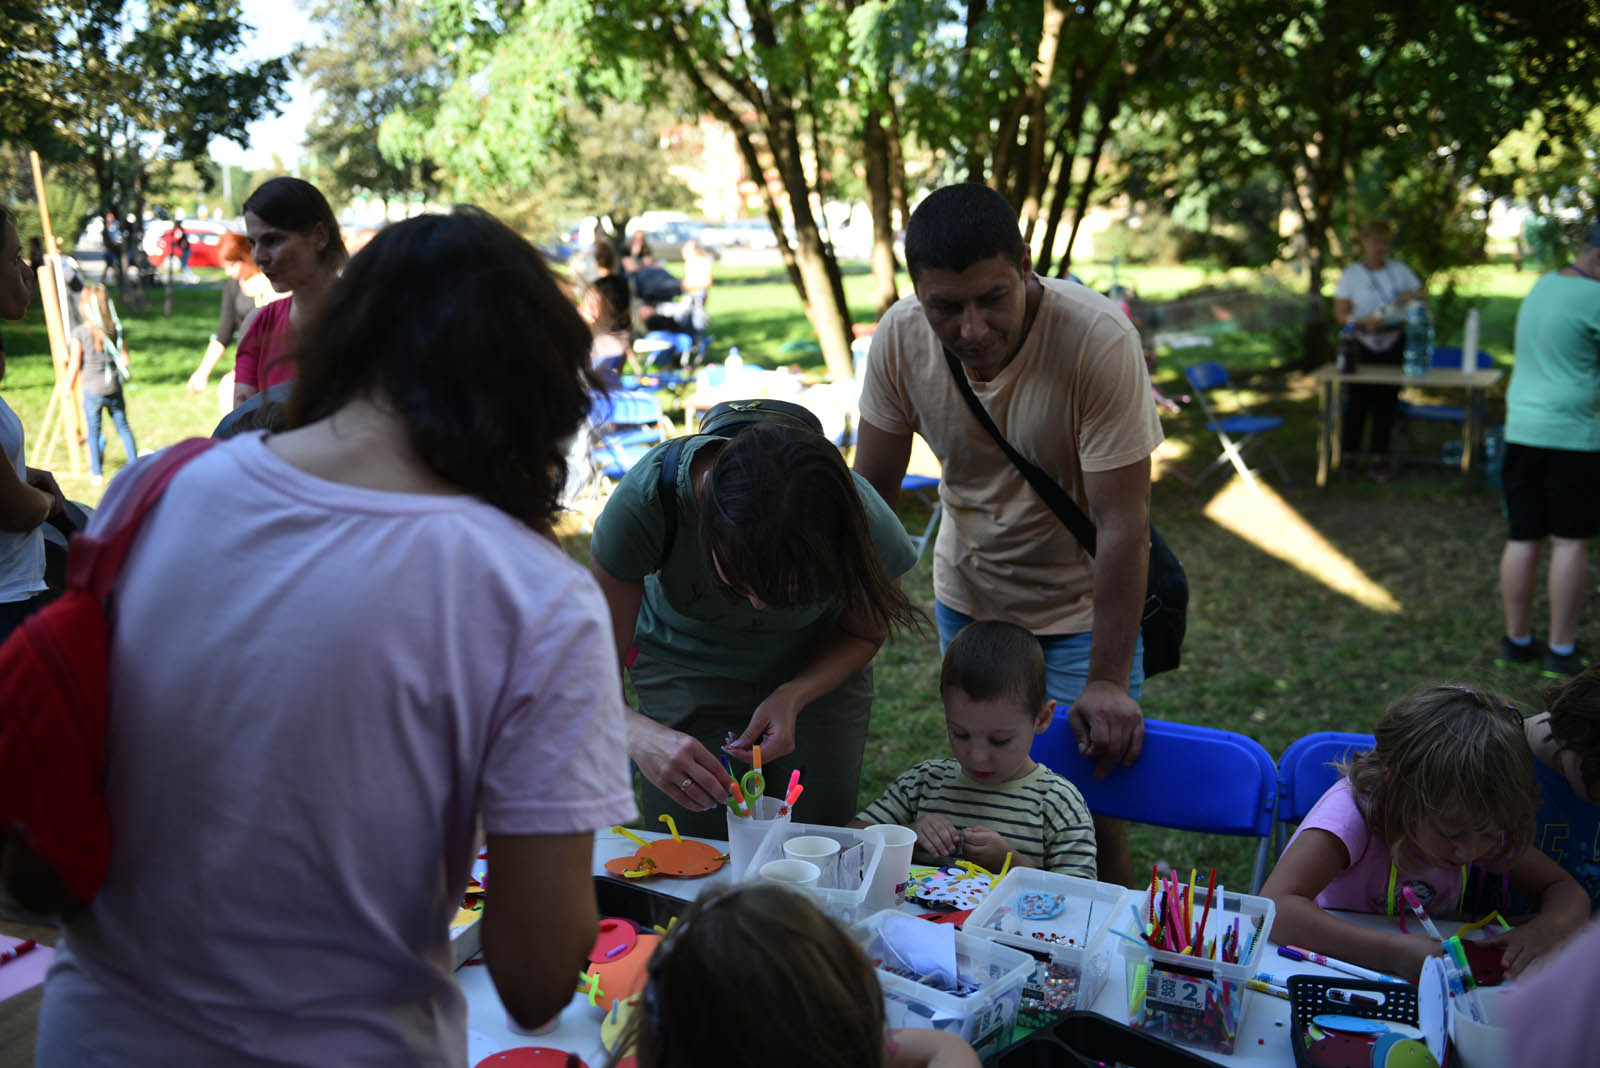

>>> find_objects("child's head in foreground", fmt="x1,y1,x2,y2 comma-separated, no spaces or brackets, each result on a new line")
939,621,1053,784
619,883,887,1068
1344,683,1537,871
1541,666,1600,796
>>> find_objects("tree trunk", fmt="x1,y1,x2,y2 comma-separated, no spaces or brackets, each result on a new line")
862,100,899,318
963,0,989,182
769,108,855,381
667,44,808,300
1036,135,1074,276
1035,65,1093,276
885,95,909,229
1059,94,1117,278
1018,0,1066,238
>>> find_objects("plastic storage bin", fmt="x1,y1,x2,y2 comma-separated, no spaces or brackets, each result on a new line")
993,1011,1219,1067
964,869,1125,1028
1115,886,1275,1055
742,820,882,923
853,910,1033,1062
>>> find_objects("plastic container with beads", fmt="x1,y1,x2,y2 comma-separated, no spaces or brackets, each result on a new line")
852,910,1033,1062
1113,886,1275,1055
963,869,1125,1029
1287,966,1461,1068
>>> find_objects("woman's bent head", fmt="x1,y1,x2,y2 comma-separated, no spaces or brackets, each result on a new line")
288,208,596,528
699,424,919,633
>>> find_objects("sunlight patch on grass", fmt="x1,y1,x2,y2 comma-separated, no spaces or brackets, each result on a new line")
1202,479,1403,615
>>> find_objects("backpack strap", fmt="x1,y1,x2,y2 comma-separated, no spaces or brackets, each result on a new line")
67,438,217,599
656,437,690,571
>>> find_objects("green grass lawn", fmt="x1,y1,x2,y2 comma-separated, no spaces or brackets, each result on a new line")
4,260,1583,891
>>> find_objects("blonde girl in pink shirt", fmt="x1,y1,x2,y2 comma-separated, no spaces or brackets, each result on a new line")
1263,684,1587,981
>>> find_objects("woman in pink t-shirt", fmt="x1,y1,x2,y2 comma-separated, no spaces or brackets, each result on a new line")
1262,684,1587,982
36,210,633,1065
231,177,347,410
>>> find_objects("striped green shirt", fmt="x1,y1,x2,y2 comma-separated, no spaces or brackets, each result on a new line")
856,758,1096,878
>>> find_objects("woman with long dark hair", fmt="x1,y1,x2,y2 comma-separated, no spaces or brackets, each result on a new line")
590,422,921,837
231,177,347,409
36,209,635,1063
187,231,282,412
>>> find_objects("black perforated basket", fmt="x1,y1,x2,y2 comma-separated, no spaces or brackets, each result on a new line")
1287,975,1462,1068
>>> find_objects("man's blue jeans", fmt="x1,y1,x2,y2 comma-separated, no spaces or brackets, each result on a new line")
934,600,1144,770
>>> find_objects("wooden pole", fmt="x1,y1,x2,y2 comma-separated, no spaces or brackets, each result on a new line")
28,151,59,257
27,152,85,473
34,259,84,473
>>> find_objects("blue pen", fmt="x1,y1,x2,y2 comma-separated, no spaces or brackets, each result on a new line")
719,753,733,776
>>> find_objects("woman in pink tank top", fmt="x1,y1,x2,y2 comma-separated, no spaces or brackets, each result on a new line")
231,177,347,410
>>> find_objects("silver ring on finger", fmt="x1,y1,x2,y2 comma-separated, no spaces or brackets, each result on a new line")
680,777,694,792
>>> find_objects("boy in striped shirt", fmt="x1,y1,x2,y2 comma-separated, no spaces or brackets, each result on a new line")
851,621,1097,878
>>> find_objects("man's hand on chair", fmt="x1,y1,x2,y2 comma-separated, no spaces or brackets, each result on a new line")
1068,680,1144,779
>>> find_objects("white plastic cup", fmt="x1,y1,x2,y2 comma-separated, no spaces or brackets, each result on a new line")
759,858,821,887
863,824,917,909
783,835,842,888
1450,986,1511,1068
726,795,791,880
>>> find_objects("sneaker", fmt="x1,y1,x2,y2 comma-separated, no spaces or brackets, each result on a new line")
1369,458,1395,483
1543,647,1591,679
1496,634,1546,667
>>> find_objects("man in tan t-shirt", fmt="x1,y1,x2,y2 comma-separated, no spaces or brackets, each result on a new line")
854,183,1162,886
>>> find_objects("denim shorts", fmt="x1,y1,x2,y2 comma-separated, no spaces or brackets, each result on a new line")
934,600,1145,706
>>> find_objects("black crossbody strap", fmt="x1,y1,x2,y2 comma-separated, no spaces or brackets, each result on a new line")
656,438,689,569
941,345,1098,556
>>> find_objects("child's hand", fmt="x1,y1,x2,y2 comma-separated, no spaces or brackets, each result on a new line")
958,826,1013,872
912,814,960,858
1387,932,1441,982
1479,922,1568,978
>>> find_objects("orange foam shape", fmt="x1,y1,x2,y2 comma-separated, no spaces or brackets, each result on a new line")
603,840,724,879
586,931,661,1011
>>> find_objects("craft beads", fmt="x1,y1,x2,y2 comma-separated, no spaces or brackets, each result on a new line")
1017,960,1083,1026
1029,931,1077,946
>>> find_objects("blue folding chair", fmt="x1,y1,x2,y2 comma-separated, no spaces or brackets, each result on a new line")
1396,346,1496,465
900,474,942,562
1184,361,1292,495
1273,731,1375,860
1033,717,1279,892
588,390,672,481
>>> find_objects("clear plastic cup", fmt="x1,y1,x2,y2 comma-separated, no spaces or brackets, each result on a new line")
726,795,790,879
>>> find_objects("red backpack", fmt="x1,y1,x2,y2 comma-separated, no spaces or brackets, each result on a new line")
0,438,213,908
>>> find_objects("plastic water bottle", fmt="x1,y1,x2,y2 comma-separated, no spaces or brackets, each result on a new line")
1403,301,1433,377
726,346,743,379
1336,322,1360,373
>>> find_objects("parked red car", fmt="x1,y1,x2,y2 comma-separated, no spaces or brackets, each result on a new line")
146,220,232,269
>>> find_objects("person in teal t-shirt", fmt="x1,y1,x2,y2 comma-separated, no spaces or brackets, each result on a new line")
589,423,921,837
1498,222,1600,678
